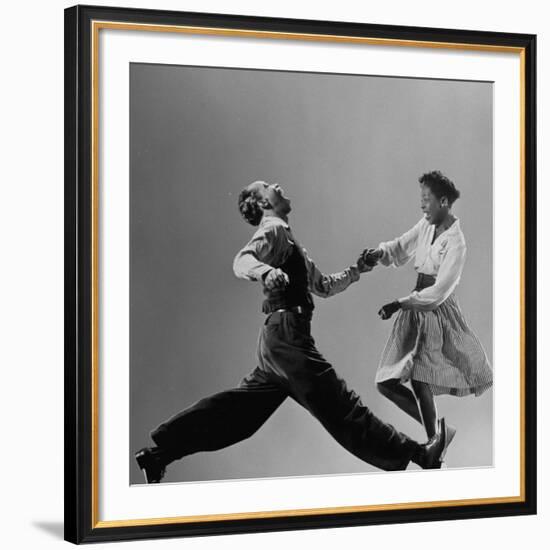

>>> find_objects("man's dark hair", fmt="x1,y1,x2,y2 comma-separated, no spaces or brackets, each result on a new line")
238,187,263,226
419,170,460,205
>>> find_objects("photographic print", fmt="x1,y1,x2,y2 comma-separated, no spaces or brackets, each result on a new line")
65,5,535,542
130,63,493,485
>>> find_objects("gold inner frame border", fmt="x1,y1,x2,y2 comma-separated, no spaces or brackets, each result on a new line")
90,19,527,529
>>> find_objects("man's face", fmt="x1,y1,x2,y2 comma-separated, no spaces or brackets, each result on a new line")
249,181,292,217
420,185,447,225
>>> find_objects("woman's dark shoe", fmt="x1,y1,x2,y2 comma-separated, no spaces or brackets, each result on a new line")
135,447,167,483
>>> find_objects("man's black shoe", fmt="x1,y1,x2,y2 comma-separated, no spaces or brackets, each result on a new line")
135,447,167,483
417,417,448,469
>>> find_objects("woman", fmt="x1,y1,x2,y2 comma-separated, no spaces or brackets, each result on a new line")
363,171,492,456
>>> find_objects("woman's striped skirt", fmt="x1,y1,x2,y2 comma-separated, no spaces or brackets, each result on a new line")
375,293,493,397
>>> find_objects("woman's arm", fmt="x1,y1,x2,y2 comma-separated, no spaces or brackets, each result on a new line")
376,218,425,267
398,242,467,311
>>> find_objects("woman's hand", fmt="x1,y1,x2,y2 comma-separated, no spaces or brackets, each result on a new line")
378,300,402,320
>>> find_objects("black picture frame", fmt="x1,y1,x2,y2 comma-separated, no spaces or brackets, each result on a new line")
65,4,537,544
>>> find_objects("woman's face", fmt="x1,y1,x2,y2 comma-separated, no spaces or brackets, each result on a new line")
420,185,447,225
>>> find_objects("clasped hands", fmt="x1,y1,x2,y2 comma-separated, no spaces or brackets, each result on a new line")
359,247,401,321
358,247,383,271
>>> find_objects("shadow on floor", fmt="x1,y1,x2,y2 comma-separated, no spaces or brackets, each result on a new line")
32,521,64,539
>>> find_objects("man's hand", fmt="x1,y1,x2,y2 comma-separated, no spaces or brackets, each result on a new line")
263,268,290,290
356,253,374,274
362,247,383,267
378,300,402,320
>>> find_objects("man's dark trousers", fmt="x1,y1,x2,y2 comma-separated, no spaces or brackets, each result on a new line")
151,310,420,471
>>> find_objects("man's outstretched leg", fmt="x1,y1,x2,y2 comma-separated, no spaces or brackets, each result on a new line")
261,311,446,470
136,367,287,483
290,362,446,470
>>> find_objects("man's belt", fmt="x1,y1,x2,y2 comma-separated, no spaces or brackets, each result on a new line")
264,304,312,317
265,305,313,323
273,305,306,314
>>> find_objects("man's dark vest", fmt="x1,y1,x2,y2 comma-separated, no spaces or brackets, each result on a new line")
261,243,314,314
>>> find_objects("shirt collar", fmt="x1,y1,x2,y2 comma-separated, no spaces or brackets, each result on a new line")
425,216,461,233
447,217,461,234
437,217,462,242
260,215,290,230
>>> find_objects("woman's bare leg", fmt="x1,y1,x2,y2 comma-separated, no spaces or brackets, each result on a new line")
377,380,423,424
411,379,438,439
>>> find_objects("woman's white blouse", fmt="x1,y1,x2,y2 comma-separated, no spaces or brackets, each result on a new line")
378,217,467,311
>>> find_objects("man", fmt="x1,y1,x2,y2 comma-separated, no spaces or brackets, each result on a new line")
135,181,447,483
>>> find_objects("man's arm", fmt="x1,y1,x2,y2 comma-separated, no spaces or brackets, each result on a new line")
304,248,371,298
232,223,292,284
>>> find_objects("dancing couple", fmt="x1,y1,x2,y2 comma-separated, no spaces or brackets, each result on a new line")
135,171,492,483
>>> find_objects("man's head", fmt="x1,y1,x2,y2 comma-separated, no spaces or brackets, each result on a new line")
418,170,460,225
237,181,292,226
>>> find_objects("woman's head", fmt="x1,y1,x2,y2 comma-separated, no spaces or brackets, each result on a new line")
418,171,460,225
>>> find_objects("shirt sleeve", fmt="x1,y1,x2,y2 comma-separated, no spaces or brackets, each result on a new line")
302,248,361,298
232,224,291,282
378,219,424,267
398,242,467,311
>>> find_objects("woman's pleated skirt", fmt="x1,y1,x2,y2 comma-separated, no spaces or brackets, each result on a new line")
375,294,493,397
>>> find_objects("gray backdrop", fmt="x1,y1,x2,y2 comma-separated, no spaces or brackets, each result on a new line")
129,63,493,484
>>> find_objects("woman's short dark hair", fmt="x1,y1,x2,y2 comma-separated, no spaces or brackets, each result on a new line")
419,170,460,205
238,187,263,226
